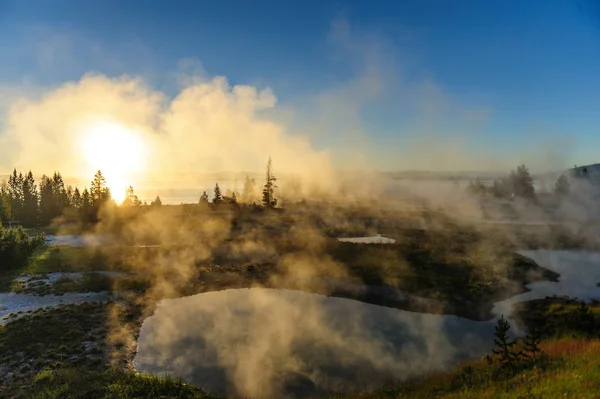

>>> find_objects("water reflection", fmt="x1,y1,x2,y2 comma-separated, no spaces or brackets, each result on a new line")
135,250,600,398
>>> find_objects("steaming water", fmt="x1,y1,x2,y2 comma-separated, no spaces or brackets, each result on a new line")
134,250,600,398
45,234,105,247
492,250,600,334
135,288,492,398
337,234,396,244
45,235,160,248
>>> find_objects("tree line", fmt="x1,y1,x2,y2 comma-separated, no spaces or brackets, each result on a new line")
200,156,278,209
0,169,114,226
0,157,280,227
465,164,571,199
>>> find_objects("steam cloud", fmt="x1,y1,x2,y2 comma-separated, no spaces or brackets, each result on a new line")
0,73,345,199
135,288,492,398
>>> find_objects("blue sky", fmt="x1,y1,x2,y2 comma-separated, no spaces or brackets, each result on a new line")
1,0,600,171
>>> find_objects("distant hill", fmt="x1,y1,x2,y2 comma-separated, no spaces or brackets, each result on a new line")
383,170,506,181
566,163,600,179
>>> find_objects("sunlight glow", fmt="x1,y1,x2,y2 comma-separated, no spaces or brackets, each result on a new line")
79,120,147,203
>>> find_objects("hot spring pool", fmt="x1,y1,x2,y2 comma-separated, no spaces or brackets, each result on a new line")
134,250,600,398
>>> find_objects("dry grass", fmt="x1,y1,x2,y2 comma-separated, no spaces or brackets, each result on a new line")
334,338,600,399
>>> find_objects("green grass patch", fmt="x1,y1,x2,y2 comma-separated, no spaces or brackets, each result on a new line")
0,246,48,292
513,298,600,340
332,339,600,399
335,298,600,398
21,246,115,274
15,367,218,399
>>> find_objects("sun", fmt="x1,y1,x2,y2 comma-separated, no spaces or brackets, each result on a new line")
79,120,147,203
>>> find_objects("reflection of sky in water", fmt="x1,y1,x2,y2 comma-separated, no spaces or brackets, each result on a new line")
135,251,600,398
493,250,600,332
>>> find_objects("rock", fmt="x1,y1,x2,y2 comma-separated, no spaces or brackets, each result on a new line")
4,372,14,380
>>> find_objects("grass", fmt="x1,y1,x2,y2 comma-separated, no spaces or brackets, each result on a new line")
3,245,151,294
513,298,600,339
340,339,600,399
0,300,149,396
324,232,558,319
0,220,593,398
333,298,600,399
0,246,48,291
16,244,159,275
0,299,211,399
11,273,151,295
0,303,109,378
0,245,113,292
20,368,218,399
22,246,116,274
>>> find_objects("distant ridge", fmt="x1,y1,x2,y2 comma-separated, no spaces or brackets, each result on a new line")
382,170,506,181
565,163,600,179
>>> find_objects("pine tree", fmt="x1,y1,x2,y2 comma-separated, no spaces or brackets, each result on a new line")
8,169,24,221
52,172,69,213
466,179,488,195
80,188,92,222
151,196,162,207
213,183,222,204
262,156,277,208
510,164,535,199
492,178,512,198
71,188,82,209
492,315,520,368
231,191,238,206
522,327,543,361
573,300,597,335
90,170,111,206
21,171,39,226
39,175,55,224
199,191,209,204
242,175,256,204
66,185,74,206
89,171,111,221
0,181,12,224
122,186,141,207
